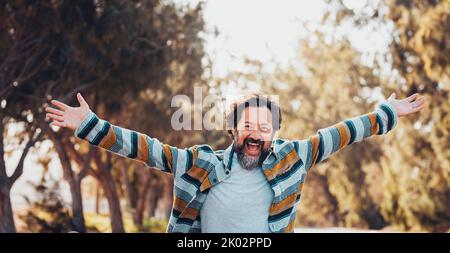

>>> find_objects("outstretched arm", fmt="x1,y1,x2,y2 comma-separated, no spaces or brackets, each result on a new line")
45,93,195,175
292,93,426,171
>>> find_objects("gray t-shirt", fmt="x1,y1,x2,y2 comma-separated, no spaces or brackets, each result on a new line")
200,153,274,233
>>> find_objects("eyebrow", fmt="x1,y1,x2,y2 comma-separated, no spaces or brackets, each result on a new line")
243,121,271,127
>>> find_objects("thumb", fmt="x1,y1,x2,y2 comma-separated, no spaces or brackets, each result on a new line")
388,92,396,101
77,93,89,108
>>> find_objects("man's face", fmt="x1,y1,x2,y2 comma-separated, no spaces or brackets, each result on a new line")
232,106,275,170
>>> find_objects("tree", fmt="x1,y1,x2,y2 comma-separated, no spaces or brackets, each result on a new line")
237,0,448,231
1,0,208,232
0,0,53,232
381,0,449,231
216,3,440,230
331,0,449,232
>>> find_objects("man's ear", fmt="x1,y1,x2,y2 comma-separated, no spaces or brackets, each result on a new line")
231,129,238,139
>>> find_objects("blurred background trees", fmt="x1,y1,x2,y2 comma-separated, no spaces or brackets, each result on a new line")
329,0,449,232
214,0,449,232
1,0,208,232
1,0,448,233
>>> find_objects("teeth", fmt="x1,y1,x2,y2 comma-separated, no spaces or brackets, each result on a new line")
246,142,260,152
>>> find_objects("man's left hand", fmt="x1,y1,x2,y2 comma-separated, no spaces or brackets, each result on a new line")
387,93,426,117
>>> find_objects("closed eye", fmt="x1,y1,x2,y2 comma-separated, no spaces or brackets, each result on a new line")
244,122,254,129
260,124,271,132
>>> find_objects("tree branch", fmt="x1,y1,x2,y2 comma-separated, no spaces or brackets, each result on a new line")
77,146,95,183
63,139,85,167
7,126,45,187
47,130,75,182
0,109,7,180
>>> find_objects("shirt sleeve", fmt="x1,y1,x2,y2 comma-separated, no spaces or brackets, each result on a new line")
74,111,196,175
291,101,398,172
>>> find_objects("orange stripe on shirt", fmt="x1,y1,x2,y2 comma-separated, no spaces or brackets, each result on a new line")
137,134,149,163
187,166,209,182
336,122,350,149
269,193,298,215
179,207,200,220
310,134,320,166
173,196,188,212
367,112,378,135
163,144,173,172
263,150,298,180
200,177,212,192
98,126,116,150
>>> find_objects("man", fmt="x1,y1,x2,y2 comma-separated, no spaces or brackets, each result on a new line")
45,92,426,233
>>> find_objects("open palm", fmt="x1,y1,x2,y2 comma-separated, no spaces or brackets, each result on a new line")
387,93,426,117
45,93,92,130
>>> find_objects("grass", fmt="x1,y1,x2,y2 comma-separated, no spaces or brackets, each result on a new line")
84,212,168,233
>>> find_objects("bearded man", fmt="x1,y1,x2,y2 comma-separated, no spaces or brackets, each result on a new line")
45,92,426,233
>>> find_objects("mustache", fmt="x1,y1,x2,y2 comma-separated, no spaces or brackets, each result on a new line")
234,138,272,170
243,137,265,145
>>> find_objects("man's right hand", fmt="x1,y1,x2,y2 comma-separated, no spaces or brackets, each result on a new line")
45,93,92,131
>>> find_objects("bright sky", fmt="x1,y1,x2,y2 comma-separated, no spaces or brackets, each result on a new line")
9,0,391,208
200,0,391,95
202,0,327,77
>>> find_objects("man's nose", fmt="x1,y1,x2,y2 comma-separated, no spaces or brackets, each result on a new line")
247,131,263,140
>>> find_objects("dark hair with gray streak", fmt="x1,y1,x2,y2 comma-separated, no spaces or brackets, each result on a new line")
225,93,282,137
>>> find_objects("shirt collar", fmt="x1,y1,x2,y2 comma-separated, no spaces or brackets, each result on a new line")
269,140,279,159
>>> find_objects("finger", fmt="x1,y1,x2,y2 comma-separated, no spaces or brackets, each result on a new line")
406,93,419,102
412,103,426,113
77,93,89,108
50,121,66,128
388,93,396,100
51,100,70,111
46,113,64,122
45,107,64,116
388,93,396,102
411,96,426,108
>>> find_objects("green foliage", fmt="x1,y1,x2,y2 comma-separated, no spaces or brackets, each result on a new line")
1,0,208,233
130,217,169,233
84,212,168,233
378,0,450,232
292,0,449,232
229,0,449,232
2,0,207,118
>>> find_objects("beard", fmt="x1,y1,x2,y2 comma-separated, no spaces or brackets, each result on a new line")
233,137,271,171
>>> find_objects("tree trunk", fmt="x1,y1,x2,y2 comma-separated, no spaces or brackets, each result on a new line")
146,181,160,218
95,180,101,214
120,160,138,225
0,116,15,233
94,153,125,233
67,178,86,233
49,132,86,233
136,170,152,225
160,177,173,219
0,184,15,233
0,109,43,233
98,170,125,232
314,172,341,226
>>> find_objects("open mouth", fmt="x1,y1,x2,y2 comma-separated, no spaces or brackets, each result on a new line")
244,138,264,156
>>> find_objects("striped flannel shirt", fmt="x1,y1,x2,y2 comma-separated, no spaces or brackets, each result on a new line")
74,101,398,233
